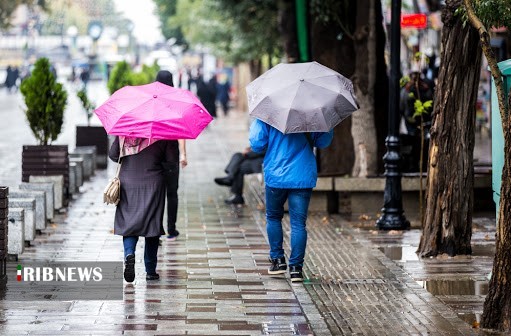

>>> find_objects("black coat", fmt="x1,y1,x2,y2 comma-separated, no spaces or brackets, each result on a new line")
109,138,178,237
197,78,217,117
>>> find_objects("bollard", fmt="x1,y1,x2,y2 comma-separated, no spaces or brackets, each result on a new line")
69,162,77,195
29,175,64,210
9,198,36,243
19,182,54,221
8,190,46,230
73,146,97,176
7,208,24,257
69,157,84,188
69,152,93,181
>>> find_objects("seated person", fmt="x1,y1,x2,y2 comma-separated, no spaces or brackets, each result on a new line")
214,147,266,204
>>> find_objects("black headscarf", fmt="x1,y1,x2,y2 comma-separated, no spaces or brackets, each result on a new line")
156,70,174,87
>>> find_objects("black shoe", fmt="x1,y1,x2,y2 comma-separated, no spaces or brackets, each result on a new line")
214,176,233,186
289,265,303,282
268,257,287,275
124,254,135,283
224,194,244,205
167,230,180,241
146,273,160,281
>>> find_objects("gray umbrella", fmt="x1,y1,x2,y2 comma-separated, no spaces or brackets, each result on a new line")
246,61,358,133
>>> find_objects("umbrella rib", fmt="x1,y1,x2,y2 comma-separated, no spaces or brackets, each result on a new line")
303,81,357,108
284,81,305,133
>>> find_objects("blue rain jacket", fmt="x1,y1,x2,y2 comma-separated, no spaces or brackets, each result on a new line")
249,119,334,189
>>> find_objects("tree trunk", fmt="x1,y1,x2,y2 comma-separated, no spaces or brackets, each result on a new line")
310,2,356,176
373,0,389,174
417,0,481,257
481,115,511,331
278,0,300,63
351,0,378,177
248,59,263,79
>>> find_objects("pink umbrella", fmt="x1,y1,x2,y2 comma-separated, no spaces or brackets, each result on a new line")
95,82,213,140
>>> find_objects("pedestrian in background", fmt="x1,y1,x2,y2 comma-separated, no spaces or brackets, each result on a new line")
216,74,231,116
249,119,333,282
109,136,178,282
197,74,217,118
4,65,19,93
214,147,265,205
155,70,187,240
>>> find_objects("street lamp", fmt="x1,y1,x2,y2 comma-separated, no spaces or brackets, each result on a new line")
376,0,410,230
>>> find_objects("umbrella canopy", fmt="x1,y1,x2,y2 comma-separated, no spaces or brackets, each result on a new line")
246,61,358,134
95,81,213,140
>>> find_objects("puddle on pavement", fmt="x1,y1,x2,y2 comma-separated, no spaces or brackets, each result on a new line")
378,245,419,262
378,244,495,262
471,244,495,257
457,313,482,327
416,279,489,296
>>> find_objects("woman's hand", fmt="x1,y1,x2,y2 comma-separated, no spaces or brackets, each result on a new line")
180,154,188,168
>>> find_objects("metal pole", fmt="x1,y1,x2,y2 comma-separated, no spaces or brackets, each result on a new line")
376,0,410,230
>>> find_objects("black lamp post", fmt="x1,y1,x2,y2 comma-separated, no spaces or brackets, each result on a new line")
376,0,410,230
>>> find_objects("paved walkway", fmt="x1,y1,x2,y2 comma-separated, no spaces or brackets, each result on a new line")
0,109,484,334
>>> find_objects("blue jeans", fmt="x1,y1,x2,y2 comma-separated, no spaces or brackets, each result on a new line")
123,236,160,274
265,186,312,267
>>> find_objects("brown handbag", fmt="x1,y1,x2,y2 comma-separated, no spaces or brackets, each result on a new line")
103,138,124,205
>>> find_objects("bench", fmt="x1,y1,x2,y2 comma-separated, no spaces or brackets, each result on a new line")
245,174,337,212
247,173,493,218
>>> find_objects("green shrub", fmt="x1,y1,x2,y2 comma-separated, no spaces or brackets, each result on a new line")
107,61,133,94
107,61,160,93
20,57,68,145
76,88,96,126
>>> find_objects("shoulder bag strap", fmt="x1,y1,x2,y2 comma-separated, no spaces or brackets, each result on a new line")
115,137,125,178
304,132,314,150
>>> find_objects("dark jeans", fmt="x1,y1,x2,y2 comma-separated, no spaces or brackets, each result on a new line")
123,236,160,274
225,153,263,196
265,186,312,267
164,162,179,234
221,99,229,115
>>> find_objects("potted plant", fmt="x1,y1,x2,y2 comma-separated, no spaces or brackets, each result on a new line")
19,57,70,204
75,88,109,169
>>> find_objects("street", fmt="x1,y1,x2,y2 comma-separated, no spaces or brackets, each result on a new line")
0,80,492,334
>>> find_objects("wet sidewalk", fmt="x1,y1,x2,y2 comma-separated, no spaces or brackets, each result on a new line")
0,112,484,335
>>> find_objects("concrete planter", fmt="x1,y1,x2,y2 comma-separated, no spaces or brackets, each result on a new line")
76,126,108,169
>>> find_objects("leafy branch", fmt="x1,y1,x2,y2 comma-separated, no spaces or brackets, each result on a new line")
77,88,95,126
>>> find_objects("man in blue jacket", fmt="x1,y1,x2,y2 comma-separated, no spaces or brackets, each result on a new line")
249,119,333,282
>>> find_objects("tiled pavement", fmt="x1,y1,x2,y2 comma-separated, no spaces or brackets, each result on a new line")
0,111,485,335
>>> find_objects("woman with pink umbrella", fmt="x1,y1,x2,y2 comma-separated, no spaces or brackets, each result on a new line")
108,136,177,282
97,74,213,283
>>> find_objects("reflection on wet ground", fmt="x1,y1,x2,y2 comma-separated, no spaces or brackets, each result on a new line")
417,279,489,296
344,213,496,328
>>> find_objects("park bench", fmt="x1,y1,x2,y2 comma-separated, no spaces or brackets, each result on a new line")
246,170,493,219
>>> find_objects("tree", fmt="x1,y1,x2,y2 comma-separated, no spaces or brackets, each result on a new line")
77,88,95,126
417,0,482,257
152,0,186,47
0,0,46,29
107,61,132,95
307,0,388,176
107,61,159,95
163,0,281,68
20,58,68,145
461,0,511,331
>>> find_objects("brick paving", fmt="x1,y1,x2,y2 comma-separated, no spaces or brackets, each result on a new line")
0,85,490,334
